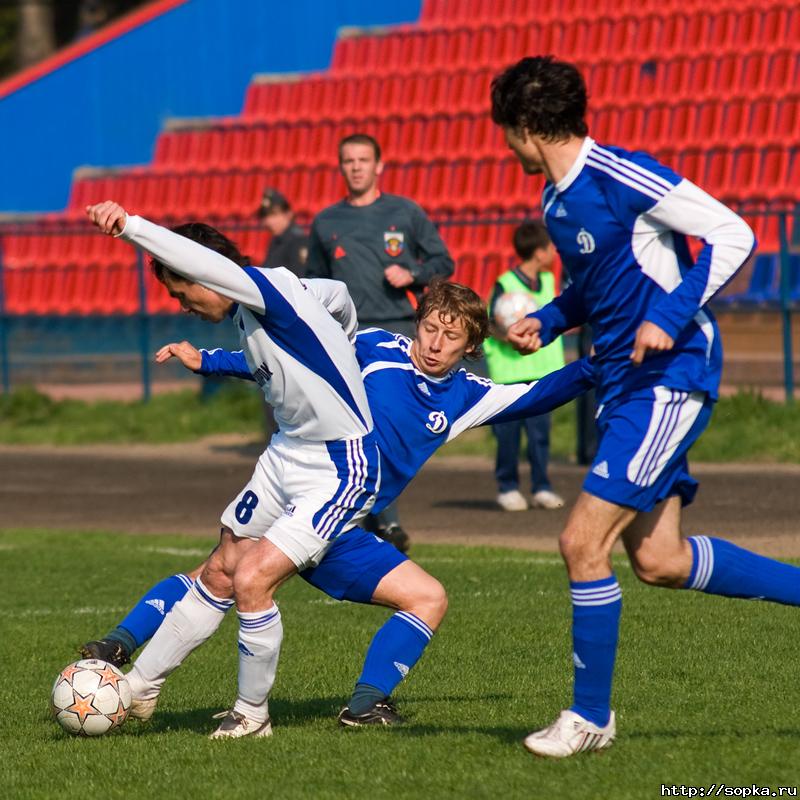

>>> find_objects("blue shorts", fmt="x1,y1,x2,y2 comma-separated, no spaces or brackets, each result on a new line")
583,386,714,512
299,526,408,604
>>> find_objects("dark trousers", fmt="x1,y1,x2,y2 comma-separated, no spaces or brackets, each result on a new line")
493,414,552,494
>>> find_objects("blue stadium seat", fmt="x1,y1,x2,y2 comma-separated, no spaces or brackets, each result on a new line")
720,253,777,305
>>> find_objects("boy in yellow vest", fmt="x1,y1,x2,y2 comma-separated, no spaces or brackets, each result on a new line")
484,221,566,511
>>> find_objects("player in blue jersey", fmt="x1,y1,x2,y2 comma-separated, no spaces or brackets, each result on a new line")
82,279,596,728
490,56,800,758
86,201,381,738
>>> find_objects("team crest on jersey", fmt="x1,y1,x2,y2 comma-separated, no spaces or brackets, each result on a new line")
425,410,448,434
384,231,405,257
577,227,596,254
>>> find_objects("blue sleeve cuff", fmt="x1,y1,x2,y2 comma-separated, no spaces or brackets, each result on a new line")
529,310,556,347
642,308,682,341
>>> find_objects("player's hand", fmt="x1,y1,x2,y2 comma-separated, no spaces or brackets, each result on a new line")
85,201,128,236
507,317,543,355
155,341,202,371
384,265,414,288
630,321,674,366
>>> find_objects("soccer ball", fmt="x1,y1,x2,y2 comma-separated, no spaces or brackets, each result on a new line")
51,659,131,736
493,291,539,334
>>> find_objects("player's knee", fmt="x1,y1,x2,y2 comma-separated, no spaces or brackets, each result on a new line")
424,578,449,629
559,530,603,573
404,578,448,630
201,547,233,593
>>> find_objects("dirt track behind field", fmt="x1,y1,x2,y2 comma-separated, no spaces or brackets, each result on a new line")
1,438,798,557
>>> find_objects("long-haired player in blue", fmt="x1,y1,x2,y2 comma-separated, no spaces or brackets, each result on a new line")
490,55,800,757
81,213,595,731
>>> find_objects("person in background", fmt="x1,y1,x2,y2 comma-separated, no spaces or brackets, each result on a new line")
484,221,566,512
305,133,455,552
258,188,308,277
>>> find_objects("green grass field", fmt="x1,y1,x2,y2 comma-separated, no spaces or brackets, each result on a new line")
2,529,799,799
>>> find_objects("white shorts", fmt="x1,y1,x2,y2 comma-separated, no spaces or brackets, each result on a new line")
220,431,380,569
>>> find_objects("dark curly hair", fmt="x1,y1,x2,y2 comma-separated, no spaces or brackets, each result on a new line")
490,56,588,142
151,222,250,283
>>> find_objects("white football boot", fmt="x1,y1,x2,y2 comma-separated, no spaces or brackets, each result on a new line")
523,709,616,758
209,709,273,739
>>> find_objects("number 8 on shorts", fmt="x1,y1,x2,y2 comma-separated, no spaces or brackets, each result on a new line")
235,490,259,524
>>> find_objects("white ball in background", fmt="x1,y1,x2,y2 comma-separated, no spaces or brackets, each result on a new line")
493,291,539,334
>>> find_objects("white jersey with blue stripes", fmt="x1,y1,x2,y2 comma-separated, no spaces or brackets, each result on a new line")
197,328,595,512
535,137,755,405
118,215,373,441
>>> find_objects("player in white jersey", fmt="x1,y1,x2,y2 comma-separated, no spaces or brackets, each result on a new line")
81,280,596,728
490,56,800,758
86,202,380,738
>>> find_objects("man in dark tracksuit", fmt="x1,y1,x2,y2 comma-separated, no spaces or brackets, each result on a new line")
258,188,308,277
305,133,455,551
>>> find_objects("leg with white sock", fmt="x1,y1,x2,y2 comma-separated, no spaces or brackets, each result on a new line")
79,569,200,667
126,531,251,715
341,560,447,726
208,537,296,739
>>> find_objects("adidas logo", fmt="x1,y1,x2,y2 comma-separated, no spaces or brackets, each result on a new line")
417,382,431,396
238,641,255,657
592,460,610,479
146,598,165,615
573,651,586,670
555,202,568,217
393,661,410,678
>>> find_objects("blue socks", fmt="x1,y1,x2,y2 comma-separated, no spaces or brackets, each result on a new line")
349,611,433,714
686,536,800,605
107,574,193,653
569,576,622,728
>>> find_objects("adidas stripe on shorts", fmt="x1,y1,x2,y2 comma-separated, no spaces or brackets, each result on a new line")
220,430,379,569
582,385,714,512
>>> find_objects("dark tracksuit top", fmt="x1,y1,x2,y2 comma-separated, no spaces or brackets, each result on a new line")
262,222,309,278
304,193,454,326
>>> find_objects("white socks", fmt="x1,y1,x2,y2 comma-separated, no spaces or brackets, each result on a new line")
233,605,283,724
127,578,233,700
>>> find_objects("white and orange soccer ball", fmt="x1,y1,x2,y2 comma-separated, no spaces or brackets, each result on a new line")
493,291,539,335
51,659,131,736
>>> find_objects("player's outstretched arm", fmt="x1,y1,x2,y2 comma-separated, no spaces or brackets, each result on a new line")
154,339,254,381
445,358,596,440
85,201,267,313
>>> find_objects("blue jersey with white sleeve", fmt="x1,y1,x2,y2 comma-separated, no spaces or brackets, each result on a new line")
199,328,594,512
117,215,372,442
534,137,755,406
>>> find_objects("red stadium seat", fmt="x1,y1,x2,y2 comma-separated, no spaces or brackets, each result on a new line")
10,0,800,313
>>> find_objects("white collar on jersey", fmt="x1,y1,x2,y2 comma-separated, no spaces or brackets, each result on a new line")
555,136,595,194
